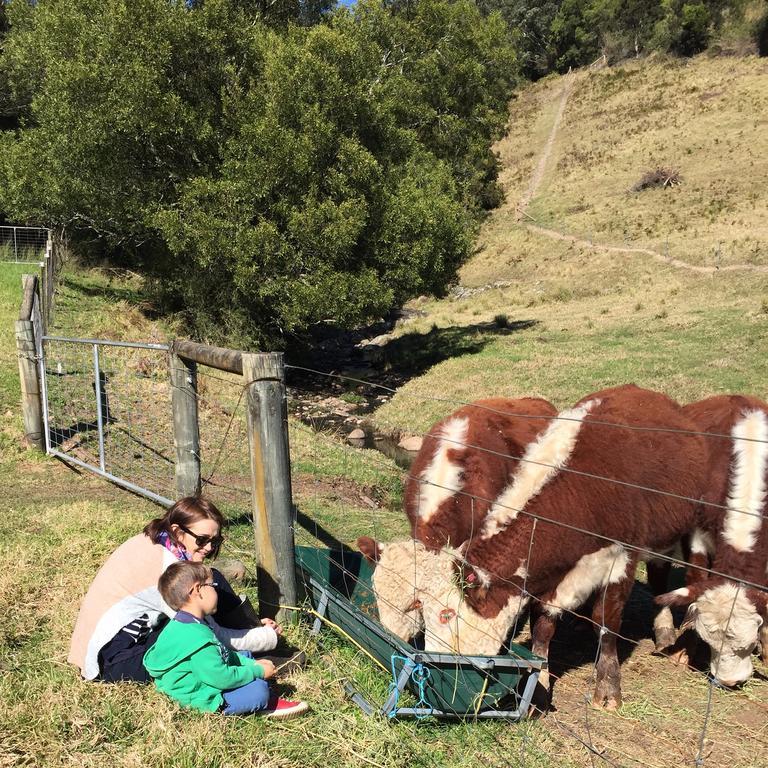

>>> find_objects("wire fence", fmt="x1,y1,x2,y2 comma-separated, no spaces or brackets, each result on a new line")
0,225,49,263
5,224,63,333
195,365,252,516
283,366,768,767
33,329,768,765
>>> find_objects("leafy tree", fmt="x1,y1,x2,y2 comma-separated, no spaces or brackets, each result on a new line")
678,2,713,53
474,0,559,80
0,1,13,133
153,19,472,344
758,6,768,56
651,0,714,55
0,0,253,244
588,0,664,59
339,0,517,212
550,0,600,71
189,0,334,26
0,0,513,345
479,0,746,78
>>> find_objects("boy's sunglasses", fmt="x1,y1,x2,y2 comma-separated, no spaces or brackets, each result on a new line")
177,523,224,549
189,581,218,595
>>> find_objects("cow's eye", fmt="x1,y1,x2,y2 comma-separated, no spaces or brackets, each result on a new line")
404,599,422,613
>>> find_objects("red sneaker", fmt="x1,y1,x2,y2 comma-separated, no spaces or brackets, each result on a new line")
263,696,309,719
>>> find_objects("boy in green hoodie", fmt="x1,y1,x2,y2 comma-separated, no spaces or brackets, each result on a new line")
143,561,308,718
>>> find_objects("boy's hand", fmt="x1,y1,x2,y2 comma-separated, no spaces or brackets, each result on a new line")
257,659,277,679
261,617,283,635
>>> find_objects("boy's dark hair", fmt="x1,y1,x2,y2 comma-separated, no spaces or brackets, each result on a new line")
159,561,213,611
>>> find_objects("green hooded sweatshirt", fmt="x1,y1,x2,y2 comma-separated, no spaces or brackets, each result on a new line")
143,618,265,712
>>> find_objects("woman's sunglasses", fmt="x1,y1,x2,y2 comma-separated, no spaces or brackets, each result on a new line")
177,523,224,549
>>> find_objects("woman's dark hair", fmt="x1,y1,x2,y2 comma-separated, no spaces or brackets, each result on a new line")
143,496,225,559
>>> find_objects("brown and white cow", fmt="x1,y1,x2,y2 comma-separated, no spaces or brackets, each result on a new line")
358,397,557,643
372,385,709,710
656,394,768,686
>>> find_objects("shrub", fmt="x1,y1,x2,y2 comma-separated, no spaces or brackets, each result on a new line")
631,167,682,192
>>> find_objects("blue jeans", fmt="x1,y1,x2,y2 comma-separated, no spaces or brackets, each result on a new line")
221,652,270,715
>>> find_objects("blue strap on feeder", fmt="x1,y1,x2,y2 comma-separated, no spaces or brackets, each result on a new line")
388,654,434,720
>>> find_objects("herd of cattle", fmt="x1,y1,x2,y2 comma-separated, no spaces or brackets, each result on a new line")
356,384,768,710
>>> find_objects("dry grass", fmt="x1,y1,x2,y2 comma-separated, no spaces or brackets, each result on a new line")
524,55,768,268
376,54,768,434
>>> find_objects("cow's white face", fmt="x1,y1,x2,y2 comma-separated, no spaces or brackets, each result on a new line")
421,581,528,656
370,541,427,642
370,541,528,656
418,552,529,656
694,584,762,686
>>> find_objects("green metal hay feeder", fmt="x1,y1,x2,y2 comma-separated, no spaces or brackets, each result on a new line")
295,545,546,721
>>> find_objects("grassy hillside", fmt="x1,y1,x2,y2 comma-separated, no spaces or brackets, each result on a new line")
4,52,768,768
375,54,768,434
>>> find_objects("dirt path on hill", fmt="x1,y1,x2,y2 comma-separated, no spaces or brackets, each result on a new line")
513,67,768,276
526,222,768,275
516,71,577,219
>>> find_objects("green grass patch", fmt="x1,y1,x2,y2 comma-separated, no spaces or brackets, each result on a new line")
0,263,38,411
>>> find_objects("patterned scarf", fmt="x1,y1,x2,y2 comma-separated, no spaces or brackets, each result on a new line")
156,530,189,561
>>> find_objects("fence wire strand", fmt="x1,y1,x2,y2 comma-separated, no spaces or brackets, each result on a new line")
285,368,768,767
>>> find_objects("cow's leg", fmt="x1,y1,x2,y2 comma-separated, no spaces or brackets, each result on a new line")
647,559,677,651
591,557,636,711
530,603,557,694
528,602,557,714
759,625,768,661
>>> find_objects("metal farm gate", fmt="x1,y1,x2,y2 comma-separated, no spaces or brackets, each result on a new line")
38,335,176,506
27,328,298,621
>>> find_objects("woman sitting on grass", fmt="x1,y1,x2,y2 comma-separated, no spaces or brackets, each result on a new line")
69,496,302,683
143,561,308,718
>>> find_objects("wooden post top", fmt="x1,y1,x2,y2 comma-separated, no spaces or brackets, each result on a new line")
241,352,284,383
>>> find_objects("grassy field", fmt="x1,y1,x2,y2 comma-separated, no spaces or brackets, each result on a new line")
4,52,768,768
0,269,578,768
376,54,768,434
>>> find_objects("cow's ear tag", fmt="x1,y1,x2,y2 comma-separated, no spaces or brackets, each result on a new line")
439,608,456,624
466,572,476,584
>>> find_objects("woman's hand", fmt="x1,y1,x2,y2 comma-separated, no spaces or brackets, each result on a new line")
260,617,283,636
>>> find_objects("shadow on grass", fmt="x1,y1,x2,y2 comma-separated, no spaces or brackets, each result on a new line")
377,319,538,379
59,273,154,312
288,317,538,394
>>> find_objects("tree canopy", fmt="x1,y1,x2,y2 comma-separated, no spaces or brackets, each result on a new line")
478,0,750,77
0,0,517,346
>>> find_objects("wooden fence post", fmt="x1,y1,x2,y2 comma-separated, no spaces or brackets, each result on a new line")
169,345,201,498
16,275,43,450
242,352,297,622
